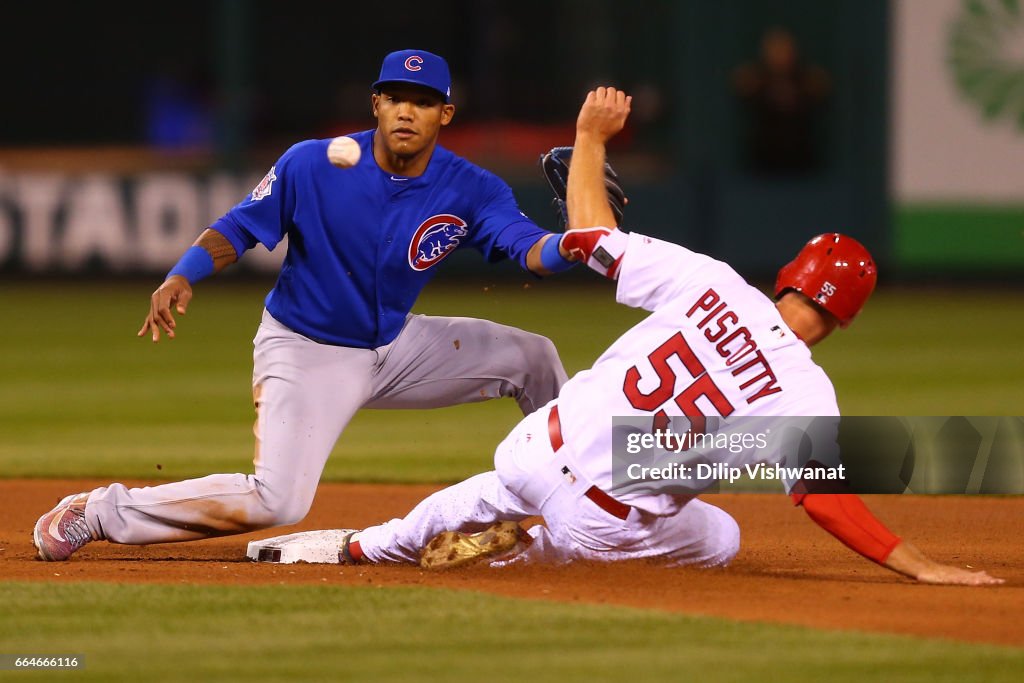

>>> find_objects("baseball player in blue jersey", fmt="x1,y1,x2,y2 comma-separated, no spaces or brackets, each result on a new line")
32,49,578,561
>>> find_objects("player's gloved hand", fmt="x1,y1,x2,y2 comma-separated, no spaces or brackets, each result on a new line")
138,275,193,342
540,146,626,230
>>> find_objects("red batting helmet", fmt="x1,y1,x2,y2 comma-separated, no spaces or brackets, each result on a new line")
775,233,877,328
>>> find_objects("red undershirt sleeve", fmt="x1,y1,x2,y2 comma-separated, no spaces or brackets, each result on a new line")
791,492,902,564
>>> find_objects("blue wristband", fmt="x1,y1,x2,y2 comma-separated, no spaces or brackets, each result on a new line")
167,246,215,284
539,234,576,273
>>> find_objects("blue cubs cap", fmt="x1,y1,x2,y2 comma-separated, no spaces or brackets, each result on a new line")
372,49,451,102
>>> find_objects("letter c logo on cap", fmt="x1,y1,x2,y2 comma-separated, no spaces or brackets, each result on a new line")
404,56,423,72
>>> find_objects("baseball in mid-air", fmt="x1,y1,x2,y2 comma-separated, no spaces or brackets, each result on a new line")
327,136,361,168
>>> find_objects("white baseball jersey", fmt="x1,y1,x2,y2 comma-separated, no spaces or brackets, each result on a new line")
353,231,839,566
555,232,839,514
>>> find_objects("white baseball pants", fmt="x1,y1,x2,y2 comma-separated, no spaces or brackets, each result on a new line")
358,404,741,567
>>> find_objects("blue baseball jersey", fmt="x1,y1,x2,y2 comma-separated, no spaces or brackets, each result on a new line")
211,129,550,348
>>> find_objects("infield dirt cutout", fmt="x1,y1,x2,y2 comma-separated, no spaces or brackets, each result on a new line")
3,480,1021,647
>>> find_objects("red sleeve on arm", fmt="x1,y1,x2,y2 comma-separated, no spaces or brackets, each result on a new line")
790,493,902,564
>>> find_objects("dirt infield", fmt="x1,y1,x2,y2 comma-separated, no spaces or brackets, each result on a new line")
3,480,1022,647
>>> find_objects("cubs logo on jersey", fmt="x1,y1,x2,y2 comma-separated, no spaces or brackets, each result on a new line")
251,166,277,201
408,214,468,271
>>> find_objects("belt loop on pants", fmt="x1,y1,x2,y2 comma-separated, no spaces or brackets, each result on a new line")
547,405,632,521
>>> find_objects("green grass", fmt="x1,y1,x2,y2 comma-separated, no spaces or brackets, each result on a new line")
2,282,1021,681
0,280,1021,482
813,287,1024,415
0,581,1020,683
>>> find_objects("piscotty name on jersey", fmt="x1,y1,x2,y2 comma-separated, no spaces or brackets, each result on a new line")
685,288,782,405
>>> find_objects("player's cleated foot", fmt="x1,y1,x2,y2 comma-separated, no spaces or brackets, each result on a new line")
420,521,531,570
32,492,95,561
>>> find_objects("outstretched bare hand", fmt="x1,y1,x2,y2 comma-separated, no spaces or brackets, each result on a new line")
884,540,1004,586
576,87,632,144
138,275,193,342
915,564,1005,586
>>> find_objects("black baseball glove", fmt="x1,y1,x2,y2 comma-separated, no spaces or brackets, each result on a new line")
539,146,626,229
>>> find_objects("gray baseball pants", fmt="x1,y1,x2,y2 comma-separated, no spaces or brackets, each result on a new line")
84,310,566,544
